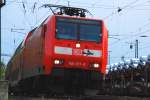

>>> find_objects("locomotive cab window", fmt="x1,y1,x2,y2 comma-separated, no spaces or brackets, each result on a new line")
79,24,101,42
56,17,102,42
56,21,77,40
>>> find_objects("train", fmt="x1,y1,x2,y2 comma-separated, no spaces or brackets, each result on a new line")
5,5,108,95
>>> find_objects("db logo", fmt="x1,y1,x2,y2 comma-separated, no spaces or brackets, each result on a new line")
72,49,82,55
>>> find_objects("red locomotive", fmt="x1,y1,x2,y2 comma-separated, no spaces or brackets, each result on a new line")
6,5,108,95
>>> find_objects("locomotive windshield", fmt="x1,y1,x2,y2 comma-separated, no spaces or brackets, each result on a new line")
56,21,78,40
80,24,100,42
56,17,102,42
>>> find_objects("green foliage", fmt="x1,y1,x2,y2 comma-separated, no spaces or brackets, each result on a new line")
0,61,6,80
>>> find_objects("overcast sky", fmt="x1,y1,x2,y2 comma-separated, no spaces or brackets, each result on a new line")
1,0,150,65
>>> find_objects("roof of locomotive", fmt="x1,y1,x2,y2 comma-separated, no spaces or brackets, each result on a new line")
53,14,103,22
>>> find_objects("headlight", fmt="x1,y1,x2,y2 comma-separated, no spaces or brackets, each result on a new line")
93,63,99,68
54,60,60,64
54,59,64,65
76,43,80,48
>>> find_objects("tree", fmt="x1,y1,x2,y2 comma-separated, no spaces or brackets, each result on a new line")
0,61,6,80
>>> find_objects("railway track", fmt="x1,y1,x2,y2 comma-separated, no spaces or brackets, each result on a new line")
9,95,81,100
9,95,150,100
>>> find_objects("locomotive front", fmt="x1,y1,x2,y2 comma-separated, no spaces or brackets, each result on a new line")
44,15,108,90
54,16,106,70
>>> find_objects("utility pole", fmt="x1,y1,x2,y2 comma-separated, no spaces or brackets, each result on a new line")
0,0,6,80
68,1,70,7
108,51,112,64
136,39,138,58
135,39,138,58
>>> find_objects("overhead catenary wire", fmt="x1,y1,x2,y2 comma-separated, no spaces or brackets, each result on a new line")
109,21,150,48
63,0,116,8
103,0,141,19
33,10,50,27
109,29,150,48
18,0,37,29
64,0,150,11
5,0,150,12
126,0,150,8
109,22,150,37
4,0,51,31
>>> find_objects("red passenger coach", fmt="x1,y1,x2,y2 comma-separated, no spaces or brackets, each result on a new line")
6,5,108,95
